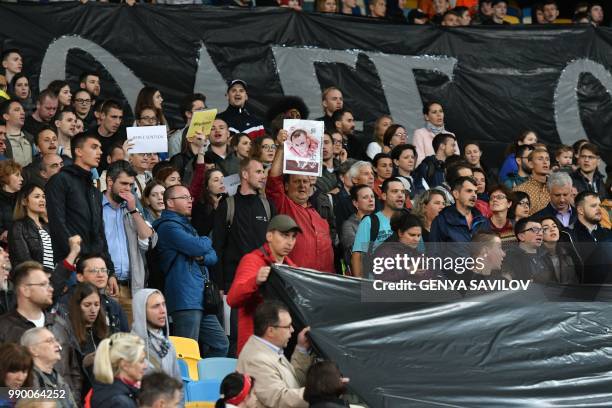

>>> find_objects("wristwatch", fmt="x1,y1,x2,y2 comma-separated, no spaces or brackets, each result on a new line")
128,209,140,215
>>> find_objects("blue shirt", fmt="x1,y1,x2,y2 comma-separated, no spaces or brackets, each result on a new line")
102,195,130,281
352,211,393,253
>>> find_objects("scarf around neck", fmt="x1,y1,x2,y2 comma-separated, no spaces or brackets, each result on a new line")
426,122,446,135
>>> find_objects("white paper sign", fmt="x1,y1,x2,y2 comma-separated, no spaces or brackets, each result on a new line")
282,119,324,177
127,125,168,153
224,173,241,196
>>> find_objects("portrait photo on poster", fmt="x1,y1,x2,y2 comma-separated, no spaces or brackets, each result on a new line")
283,119,324,177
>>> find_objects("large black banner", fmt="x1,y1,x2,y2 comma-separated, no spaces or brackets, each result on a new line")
1,4,611,166
268,266,612,407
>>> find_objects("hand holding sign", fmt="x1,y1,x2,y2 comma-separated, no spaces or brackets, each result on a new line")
186,109,218,142
126,125,168,154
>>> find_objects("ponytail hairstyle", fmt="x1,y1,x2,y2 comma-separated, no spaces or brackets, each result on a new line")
93,332,145,384
215,373,255,408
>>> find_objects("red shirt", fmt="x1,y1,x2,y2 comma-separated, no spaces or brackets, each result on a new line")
265,175,334,273
227,244,296,355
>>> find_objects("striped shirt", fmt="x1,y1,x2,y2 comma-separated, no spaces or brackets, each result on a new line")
38,228,55,271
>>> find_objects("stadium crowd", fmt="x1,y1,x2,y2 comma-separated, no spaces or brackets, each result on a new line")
0,2,611,405
0,0,605,28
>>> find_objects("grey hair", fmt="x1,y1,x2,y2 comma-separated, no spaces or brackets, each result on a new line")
547,171,572,191
348,161,373,181
20,327,51,349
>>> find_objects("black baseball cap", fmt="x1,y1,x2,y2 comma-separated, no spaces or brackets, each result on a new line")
227,79,247,92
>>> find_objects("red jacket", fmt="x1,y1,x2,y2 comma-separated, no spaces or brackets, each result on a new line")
227,243,296,355
265,175,334,273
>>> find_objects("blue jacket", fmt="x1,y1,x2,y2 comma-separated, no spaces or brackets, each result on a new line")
414,155,445,189
499,154,518,182
153,210,217,313
429,206,491,277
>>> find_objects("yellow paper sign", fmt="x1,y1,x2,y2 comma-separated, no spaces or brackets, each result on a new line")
186,108,218,141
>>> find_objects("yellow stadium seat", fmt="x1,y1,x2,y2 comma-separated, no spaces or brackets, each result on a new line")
554,18,572,24
404,0,418,8
170,336,200,381
185,402,215,408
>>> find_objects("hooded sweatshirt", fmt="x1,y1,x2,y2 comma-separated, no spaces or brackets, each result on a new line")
131,289,181,381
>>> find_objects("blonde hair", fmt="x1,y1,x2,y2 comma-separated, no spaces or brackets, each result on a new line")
93,332,145,384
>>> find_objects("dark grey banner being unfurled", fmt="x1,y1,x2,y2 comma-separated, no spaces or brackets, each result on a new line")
267,265,612,407
1,4,612,166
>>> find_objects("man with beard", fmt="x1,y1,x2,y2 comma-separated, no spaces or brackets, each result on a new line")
430,176,491,275
351,177,406,278
217,79,264,140
572,191,612,284
95,100,125,172
212,158,275,356
501,218,555,283
504,144,533,189
227,215,299,355
0,262,81,400
102,160,155,323
132,289,181,380
332,108,367,160
314,132,339,194
46,133,118,294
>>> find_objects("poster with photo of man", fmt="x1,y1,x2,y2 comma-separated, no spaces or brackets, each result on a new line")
283,119,324,176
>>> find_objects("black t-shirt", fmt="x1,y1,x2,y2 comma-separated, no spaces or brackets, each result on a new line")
95,127,126,172
23,115,47,140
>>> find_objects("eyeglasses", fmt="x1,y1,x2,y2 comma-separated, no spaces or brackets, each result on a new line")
262,145,277,151
84,268,109,275
517,200,530,207
521,227,543,234
332,140,343,146
579,155,598,161
272,323,293,329
139,116,158,123
25,282,52,289
169,195,193,201
36,337,59,346
490,194,507,201
74,98,92,104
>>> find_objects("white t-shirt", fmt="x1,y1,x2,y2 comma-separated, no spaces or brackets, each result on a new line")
29,312,45,328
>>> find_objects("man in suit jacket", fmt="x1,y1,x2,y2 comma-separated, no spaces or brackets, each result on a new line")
237,301,313,408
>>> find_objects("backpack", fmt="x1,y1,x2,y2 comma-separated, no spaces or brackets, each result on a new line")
225,195,271,227
145,219,181,293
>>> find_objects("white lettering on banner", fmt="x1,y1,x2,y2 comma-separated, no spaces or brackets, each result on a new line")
270,46,458,131
271,46,360,118
39,35,144,112
35,37,612,155
363,52,457,132
554,58,612,173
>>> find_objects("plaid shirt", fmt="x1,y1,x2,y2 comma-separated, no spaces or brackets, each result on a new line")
513,177,550,215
